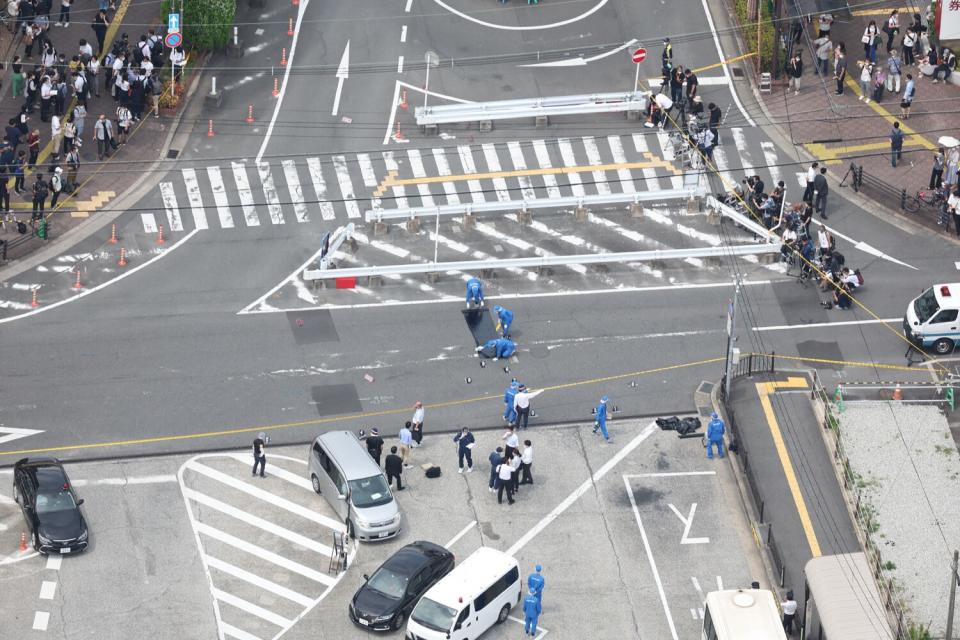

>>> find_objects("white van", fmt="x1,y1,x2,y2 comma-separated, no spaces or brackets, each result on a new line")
904,284,960,354
406,547,521,640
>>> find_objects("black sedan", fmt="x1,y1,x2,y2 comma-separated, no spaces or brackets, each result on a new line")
12,458,88,555
349,540,454,631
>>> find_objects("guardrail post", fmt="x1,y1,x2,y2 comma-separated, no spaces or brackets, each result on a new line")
518,203,533,225
574,204,588,222
405,216,420,233
899,188,907,210
0,239,5,261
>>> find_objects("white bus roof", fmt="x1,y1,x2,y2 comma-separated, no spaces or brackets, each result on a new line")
424,547,517,609
805,553,894,640
705,589,787,640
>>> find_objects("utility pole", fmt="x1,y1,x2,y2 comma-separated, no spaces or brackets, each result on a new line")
947,550,959,640
723,278,741,400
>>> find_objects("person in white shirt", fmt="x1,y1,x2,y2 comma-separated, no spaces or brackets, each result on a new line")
803,162,819,202
781,590,798,633
948,187,960,237
520,440,534,485
509,450,522,493
817,226,832,254
513,384,544,429
50,114,62,160
502,426,519,459
496,457,515,504
410,400,424,447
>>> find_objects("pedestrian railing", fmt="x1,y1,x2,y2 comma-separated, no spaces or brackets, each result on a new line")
1,219,52,261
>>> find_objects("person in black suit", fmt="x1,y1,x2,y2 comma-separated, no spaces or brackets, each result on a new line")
385,446,404,490
366,428,384,466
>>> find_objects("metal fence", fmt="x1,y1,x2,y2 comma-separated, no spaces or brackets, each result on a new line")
1,219,52,261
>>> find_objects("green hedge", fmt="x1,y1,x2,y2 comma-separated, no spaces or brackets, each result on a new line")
159,0,236,51
733,0,776,74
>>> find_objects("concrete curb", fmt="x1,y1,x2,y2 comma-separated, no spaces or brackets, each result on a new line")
0,53,210,284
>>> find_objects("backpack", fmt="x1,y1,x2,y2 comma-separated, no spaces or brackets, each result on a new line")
425,466,441,478
855,269,864,286
35,181,48,199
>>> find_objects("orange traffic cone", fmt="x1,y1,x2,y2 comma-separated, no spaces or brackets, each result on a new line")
207,119,215,137
19,532,27,552
117,248,128,267
394,119,405,141
280,47,288,67
399,90,408,110
245,105,255,124
108,223,118,244
892,384,903,401
157,225,166,245
287,18,294,36
72,267,82,289
30,288,39,308
292,0,299,5
272,77,280,97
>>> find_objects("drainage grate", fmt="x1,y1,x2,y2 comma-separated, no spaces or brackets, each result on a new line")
167,149,180,159
731,67,745,78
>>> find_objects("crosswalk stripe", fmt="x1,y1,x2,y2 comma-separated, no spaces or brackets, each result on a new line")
306,157,336,221
607,136,636,194
281,160,309,223
406,149,435,208
654,131,685,190
632,134,661,192
356,153,379,188
181,169,208,230
332,155,361,219
257,162,285,224
220,622,264,640
457,145,486,205
184,460,347,532
481,143,512,202
731,128,754,176
183,487,334,556
194,522,336,585
507,141,537,200
794,172,806,189
761,141,782,189
582,136,612,195
205,555,314,607
532,140,562,199
207,166,235,228
557,139,586,197
382,151,409,209
713,147,732,187
432,148,461,205
222,453,314,491
158,182,184,231
212,587,294,628
140,212,157,234
231,162,260,227
473,219,588,275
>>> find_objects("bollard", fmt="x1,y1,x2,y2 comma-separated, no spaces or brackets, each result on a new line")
233,26,238,46
211,77,217,95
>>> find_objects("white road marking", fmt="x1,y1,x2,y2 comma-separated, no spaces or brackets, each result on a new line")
222,452,314,491
282,159,309,223
180,168,208,230
405,0,412,10
407,149,435,207
71,474,177,486
257,161,285,224
508,141,538,200
306,157,336,221
432,148,461,205
183,487,334,556
482,143,512,202
731,128,754,178
654,130,684,189
582,136,611,195
184,460,346,532
356,153,378,188
193,522,336,586
506,421,657,557
457,145,486,204
697,0,755,126
444,520,477,549
382,151,409,209
523,38,637,68
46,555,62,571
607,136,636,193
633,133,663,192
813,221,917,269
213,587,293,628
0,427,44,446
333,155,361,218
430,0,609,31
625,472,679,640
158,182,184,231
761,141,782,188
255,0,309,162
692,576,706,605
557,138,585,197
753,317,901,332
397,55,404,73
207,166,235,228
205,555,313,607
220,622,263,640
232,162,260,226
39,581,57,600
400,25,407,43
667,503,709,544
532,140,562,199
472,220,587,275
32,611,50,631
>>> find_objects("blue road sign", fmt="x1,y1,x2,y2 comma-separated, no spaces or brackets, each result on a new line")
164,31,183,49
168,12,180,33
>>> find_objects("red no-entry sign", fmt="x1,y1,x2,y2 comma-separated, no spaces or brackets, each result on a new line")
632,47,647,64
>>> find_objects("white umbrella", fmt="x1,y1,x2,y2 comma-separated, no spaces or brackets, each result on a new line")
938,135,960,149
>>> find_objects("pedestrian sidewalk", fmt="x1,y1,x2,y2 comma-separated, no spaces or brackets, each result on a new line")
0,0,175,263
760,6,957,227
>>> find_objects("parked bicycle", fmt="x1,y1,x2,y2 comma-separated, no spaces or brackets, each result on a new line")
903,185,947,213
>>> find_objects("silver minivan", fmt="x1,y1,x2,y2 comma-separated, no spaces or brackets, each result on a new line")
308,431,401,541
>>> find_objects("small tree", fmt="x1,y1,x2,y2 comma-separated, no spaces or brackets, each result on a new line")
160,0,235,51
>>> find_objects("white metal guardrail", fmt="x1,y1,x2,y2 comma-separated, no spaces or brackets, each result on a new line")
365,186,705,222
302,243,780,281
414,91,648,126
705,195,775,241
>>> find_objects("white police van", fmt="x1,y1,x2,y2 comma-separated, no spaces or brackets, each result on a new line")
406,547,520,640
904,284,960,354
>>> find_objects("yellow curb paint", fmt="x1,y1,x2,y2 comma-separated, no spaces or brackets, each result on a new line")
804,138,926,165
756,377,821,557
851,6,918,16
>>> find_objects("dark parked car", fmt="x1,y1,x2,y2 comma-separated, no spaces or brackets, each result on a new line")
348,540,454,631
12,458,88,555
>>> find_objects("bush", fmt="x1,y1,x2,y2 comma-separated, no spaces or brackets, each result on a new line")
733,0,777,74
159,0,235,51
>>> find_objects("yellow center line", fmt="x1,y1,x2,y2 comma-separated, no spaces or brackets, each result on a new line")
377,157,681,192
756,377,822,557
690,51,758,75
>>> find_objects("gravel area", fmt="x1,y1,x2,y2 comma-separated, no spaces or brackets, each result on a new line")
839,403,960,634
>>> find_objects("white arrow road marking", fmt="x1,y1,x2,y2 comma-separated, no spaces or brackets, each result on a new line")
0,427,44,446
331,40,350,116
520,38,637,67
813,221,917,269
668,503,710,544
